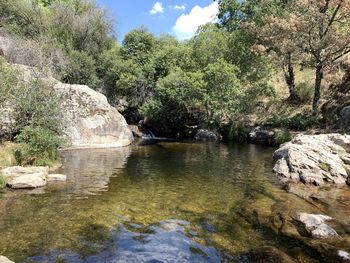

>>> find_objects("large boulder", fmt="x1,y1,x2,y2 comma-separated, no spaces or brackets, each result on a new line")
273,134,350,186
54,83,133,148
1,166,48,189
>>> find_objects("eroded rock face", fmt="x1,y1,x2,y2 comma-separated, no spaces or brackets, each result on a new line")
54,83,133,148
273,134,350,186
1,166,48,189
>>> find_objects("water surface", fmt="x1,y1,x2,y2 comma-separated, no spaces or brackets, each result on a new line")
0,142,347,262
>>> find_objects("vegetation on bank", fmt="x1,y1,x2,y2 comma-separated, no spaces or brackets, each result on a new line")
0,0,349,164
0,58,63,166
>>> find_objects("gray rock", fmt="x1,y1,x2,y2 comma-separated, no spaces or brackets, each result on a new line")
249,126,275,145
273,134,350,186
1,166,48,189
0,255,15,263
340,106,350,133
54,83,133,148
47,174,67,182
194,129,222,141
296,212,339,239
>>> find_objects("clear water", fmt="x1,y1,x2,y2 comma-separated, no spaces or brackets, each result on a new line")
0,142,348,262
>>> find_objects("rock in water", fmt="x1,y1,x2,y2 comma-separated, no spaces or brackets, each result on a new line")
0,255,15,263
47,174,67,182
295,213,338,239
194,129,222,141
54,83,133,148
1,166,48,189
273,134,350,186
249,126,275,145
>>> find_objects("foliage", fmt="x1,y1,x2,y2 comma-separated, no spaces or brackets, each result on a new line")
15,125,62,166
141,69,205,133
0,60,63,166
62,50,100,89
228,122,249,142
268,112,320,131
274,129,292,145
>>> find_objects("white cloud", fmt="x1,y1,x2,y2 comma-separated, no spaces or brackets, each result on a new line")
174,4,186,10
150,2,164,15
173,2,219,40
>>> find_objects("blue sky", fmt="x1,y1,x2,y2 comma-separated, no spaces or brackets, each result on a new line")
96,0,218,41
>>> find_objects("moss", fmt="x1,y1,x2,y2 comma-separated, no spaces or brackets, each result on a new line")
319,162,331,172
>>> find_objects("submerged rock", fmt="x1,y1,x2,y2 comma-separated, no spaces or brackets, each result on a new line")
194,129,222,141
295,212,339,239
273,134,350,186
1,166,48,189
242,246,295,263
47,174,67,182
0,255,14,263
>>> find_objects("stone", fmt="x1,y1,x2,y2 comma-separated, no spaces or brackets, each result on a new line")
295,212,339,239
54,83,133,148
0,255,14,263
128,125,143,138
273,134,350,186
249,126,275,145
47,174,67,182
340,106,350,133
338,250,350,262
1,166,48,189
194,129,222,141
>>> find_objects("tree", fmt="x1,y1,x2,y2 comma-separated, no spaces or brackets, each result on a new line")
203,59,242,125
292,0,350,111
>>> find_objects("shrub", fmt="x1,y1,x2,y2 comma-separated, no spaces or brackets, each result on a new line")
228,122,248,142
268,112,319,131
274,129,293,145
15,125,62,166
62,50,100,89
296,82,313,103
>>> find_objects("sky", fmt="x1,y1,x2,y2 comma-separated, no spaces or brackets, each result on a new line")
96,0,219,41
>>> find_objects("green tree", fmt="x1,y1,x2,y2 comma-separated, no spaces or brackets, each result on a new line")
203,59,242,125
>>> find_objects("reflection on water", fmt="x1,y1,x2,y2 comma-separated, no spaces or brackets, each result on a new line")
1,142,347,262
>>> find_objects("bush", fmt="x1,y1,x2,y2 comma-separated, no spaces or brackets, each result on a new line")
268,112,319,131
62,50,100,89
15,125,62,166
274,129,293,145
228,122,248,142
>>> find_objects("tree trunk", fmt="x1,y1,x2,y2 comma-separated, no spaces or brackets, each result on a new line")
284,53,299,102
312,64,323,112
